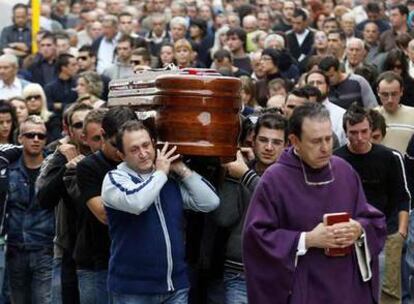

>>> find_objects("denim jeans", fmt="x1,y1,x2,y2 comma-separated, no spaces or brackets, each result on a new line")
6,246,53,304
0,244,10,304
223,270,248,304
77,269,112,304
112,288,189,304
51,257,62,304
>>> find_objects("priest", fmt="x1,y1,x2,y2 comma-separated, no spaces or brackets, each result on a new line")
243,102,387,304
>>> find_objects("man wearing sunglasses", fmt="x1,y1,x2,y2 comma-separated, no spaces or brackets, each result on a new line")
4,115,54,303
36,103,94,304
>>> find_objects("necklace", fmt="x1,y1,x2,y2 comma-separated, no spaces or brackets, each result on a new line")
300,158,335,186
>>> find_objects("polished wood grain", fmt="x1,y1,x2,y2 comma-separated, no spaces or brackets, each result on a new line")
108,71,242,160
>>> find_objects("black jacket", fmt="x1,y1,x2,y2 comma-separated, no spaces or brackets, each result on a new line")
286,29,314,62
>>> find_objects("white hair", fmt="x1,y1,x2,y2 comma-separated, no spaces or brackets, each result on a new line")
408,39,414,50
170,16,188,30
346,37,364,49
264,34,285,49
0,54,18,67
341,12,355,22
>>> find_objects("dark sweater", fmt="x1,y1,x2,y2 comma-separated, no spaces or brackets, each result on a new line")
334,144,410,234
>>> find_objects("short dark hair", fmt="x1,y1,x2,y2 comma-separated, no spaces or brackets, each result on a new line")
301,85,322,102
287,87,308,100
78,44,96,57
56,53,75,73
376,71,404,90
288,102,330,139
368,109,387,137
227,27,247,51
390,4,409,17
116,120,156,153
323,17,339,27
254,112,287,141
102,106,137,139
327,29,346,42
342,102,372,132
13,3,27,13
68,103,93,126
118,12,133,20
117,34,134,47
40,32,56,44
83,108,108,134
293,8,307,21
319,55,340,72
305,69,329,85
366,2,380,13
213,49,233,62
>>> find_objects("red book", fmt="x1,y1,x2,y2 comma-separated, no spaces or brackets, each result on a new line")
323,212,352,257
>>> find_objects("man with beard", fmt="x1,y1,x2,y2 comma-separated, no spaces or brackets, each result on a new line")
212,112,287,304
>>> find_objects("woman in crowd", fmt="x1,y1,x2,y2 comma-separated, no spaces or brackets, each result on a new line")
240,76,260,116
174,39,196,68
0,100,18,144
383,48,414,107
8,97,29,125
210,25,230,62
157,43,175,68
22,83,61,143
75,71,105,108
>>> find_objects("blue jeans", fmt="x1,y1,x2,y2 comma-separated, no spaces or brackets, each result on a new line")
223,270,248,304
112,288,189,304
51,257,62,304
6,247,53,304
77,269,112,304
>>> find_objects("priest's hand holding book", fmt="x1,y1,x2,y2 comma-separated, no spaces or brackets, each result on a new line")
305,218,363,251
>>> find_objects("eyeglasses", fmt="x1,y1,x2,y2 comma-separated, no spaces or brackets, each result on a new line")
22,132,47,140
25,95,41,101
131,60,142,65
378,91,400,99
77,56,89,61
71,122,83,129
300,158,335,186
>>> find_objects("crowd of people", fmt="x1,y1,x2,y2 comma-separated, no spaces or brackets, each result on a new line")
0,0,413,303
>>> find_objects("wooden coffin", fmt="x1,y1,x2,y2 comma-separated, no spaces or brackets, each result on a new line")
107,68,242,161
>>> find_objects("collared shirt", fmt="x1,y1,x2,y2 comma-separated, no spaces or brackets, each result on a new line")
0,77,23,99
409,60,414,79
295,29,310,47
97,33,121,74
0,24,31,50
322,97,347,146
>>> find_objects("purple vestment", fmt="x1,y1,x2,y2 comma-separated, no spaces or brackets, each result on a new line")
243,147,387,304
